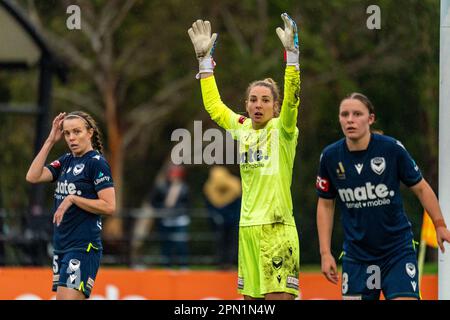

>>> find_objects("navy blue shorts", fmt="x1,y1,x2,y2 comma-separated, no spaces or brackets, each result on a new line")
52,249,102,298
341,248,420,300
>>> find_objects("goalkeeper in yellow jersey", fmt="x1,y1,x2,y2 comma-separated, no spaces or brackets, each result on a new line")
188,13,301,300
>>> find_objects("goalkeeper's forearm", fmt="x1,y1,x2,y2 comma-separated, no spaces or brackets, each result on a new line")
279,66,300,134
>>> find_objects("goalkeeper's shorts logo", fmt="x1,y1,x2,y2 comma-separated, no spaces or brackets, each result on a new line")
272,256,283,270
237,277,244,289
286,276,299,290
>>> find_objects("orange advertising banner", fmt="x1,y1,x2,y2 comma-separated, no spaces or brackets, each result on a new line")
0,268,437,300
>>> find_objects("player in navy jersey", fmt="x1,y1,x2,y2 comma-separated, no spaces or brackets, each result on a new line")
316,93,450,300
26,111,115,300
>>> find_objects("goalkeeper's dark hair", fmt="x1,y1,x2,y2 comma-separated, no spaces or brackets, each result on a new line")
246,78,281,117
64,111,104,154
342,92,375,115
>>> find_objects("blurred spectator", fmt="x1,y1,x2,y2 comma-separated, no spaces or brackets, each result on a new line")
151,165,190,268
203,166,241,270
129,199,155,268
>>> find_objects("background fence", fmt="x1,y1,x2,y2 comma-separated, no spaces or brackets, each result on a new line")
0,207,237,268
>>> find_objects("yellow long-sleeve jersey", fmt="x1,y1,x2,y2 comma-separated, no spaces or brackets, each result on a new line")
200,66,300,226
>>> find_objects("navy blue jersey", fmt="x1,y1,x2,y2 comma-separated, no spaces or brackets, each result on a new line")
46,150,114,253
316,134,422,262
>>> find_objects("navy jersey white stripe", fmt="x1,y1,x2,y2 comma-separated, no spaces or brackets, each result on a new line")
46,150,114,253
316,134,422,261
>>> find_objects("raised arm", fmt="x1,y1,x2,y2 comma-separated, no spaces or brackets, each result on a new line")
26,112,66,183
188,19,240,131
276,13,301,137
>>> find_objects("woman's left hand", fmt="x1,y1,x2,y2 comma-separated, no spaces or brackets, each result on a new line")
53,195,74,226
437,226,450,253
276,13,299,53
276,13,299,68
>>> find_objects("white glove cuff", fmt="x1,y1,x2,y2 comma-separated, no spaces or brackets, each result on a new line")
286,50,299,70
196,57,216,79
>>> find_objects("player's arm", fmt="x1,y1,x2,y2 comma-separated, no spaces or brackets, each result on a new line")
200,75,241,130
276,13,301,137
188,19,241,131
26,113,66,183
410,179,450,252
69,187,116,216
317,197,339,284
188,19,217,80
53,187,116,226
396,141,450,252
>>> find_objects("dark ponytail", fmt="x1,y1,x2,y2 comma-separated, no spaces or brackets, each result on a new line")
91,127,104,155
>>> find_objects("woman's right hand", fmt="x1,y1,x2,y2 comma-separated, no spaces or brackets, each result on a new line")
47,112,66,144
188,20,217,61
188,20,218,78
321,253,339,284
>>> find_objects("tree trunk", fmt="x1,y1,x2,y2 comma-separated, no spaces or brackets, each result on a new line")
102,80,124,241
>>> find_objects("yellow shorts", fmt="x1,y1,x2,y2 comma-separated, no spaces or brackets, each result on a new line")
237,223,300,298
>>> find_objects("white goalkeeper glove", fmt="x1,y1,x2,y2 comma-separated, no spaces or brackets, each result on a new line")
276,13,299,69
188,20,218,79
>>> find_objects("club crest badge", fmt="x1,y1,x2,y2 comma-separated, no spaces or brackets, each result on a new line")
73,164,85,176
68,259,81,272
405,263,416,278
272,256,283,270
370,157,385,175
